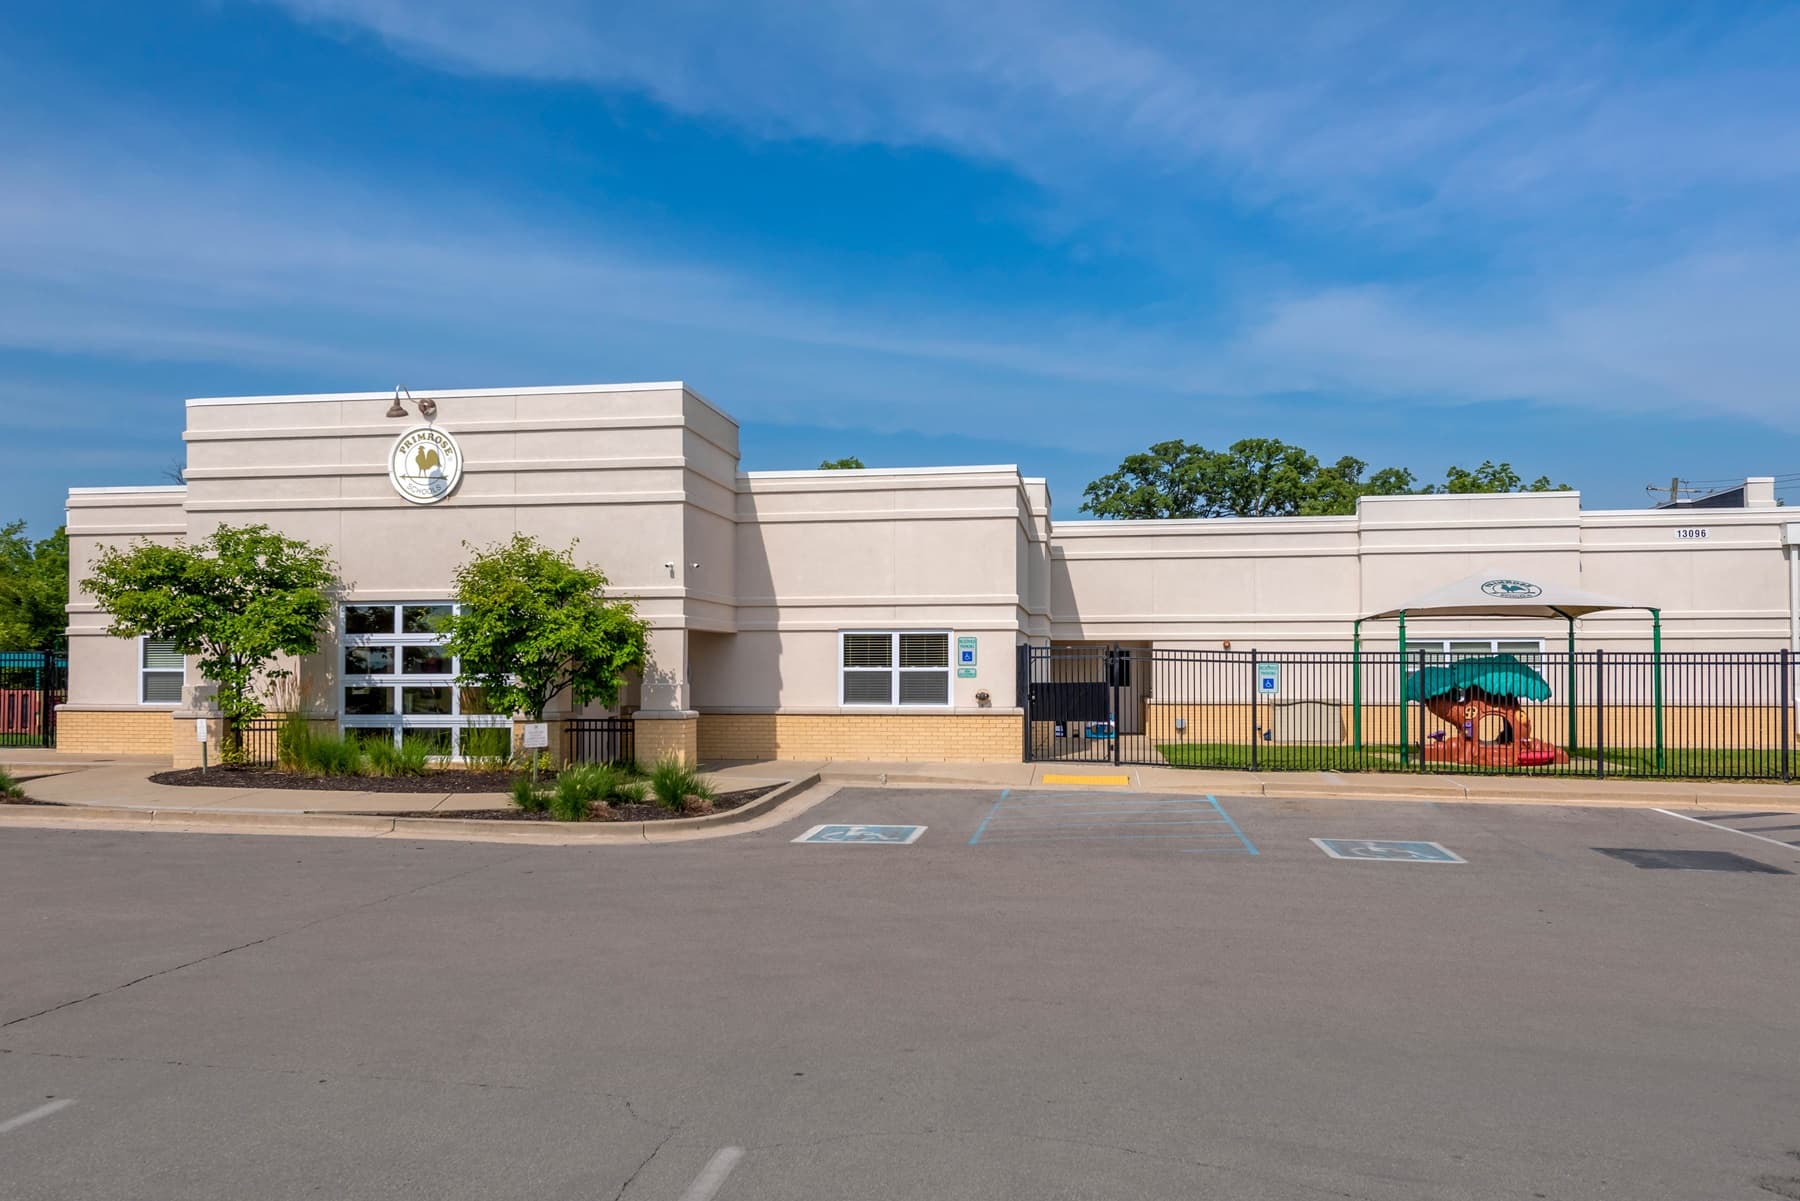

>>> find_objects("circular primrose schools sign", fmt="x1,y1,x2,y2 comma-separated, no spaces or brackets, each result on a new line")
1480,578,1543,599
389,426,463,504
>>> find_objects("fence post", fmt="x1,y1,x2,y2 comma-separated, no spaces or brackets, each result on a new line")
1017,644,1030,763
1782,647,1792,784
1595,649,1606,781
1110,644,1122,767
40,648,55,748
1249,649,1260,772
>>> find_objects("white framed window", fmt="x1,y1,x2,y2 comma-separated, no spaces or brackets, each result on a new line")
338,602,509,759
839,631,952,708
1418,638,1545,664
140,638,183,705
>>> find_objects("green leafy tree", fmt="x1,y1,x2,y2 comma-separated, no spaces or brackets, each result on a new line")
819,456,866,470
440,534,649,720
1084,440,1566,518
1082,438,1415,519
1435,460,1569,494
0,522,70,651
83,524,338,748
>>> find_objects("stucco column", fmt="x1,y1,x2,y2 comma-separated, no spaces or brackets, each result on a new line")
638,626,690,713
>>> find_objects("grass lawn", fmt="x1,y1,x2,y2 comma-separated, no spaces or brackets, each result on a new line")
1155,742,1795,781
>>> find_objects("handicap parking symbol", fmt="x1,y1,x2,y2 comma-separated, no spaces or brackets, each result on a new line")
794,824,927,845
1311,838,1465,863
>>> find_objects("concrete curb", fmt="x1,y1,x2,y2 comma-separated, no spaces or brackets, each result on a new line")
846,774,1788,810
0,774,824,845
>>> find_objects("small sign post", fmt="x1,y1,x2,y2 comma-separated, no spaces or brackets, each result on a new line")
522,722,550,786
197,718,209,772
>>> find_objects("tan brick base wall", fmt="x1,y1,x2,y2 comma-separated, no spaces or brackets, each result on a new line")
636,715,699,767
698,712,1023,762
56,709,174,758
1143,702,1796,749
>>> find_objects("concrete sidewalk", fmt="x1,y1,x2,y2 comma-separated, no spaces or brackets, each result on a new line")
716,757,1800,809
5,752,1794,829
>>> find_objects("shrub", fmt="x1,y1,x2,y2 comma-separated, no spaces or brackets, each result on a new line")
510,773,549,814
392,738,431,776
0,766,23,800
648,757,714,811
611,779,649,806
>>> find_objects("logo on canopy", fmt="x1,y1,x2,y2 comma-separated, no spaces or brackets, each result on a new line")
1480,578,1542,599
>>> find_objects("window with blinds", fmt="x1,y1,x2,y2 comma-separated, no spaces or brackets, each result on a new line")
141,639,184,704
840,631,952,707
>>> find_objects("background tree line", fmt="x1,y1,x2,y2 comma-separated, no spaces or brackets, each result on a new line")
0,521,68,651
1080,438,1569,520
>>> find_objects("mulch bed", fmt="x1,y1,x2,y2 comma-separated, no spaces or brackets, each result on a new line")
140,767,777,823
377,785,777,823
150,767,521,793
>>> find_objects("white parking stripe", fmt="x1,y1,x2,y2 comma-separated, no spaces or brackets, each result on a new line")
676,1146,744,1201
1654,808,1800,851
0,1099,75,1135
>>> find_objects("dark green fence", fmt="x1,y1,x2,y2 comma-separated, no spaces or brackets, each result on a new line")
0,650,67,748
1020,645,1796,781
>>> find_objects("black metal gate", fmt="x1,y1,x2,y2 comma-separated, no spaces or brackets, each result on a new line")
1019,644,1795,781
0,650,67,748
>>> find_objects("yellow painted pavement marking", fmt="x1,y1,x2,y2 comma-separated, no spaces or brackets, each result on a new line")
1040,773,1131,786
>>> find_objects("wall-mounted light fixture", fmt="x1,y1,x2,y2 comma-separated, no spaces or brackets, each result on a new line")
386,386,437,421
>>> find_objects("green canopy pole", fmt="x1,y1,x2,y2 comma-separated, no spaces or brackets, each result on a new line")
1652,608,1665,771
1398,611,1409,767
1353,618,1364,753
1566,614,1577,760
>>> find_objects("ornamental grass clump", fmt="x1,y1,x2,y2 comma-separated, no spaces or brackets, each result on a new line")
0,766,24,799
510,773,549,814
648,757,715,813
364,737,430,778
296,732,365,777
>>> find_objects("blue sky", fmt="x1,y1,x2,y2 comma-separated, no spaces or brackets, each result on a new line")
5,1,1800,537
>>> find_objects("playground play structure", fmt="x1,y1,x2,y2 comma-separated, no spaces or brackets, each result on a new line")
1356,568,1664,770
1404,654,1566,767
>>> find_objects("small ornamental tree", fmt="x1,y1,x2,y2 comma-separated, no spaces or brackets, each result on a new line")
83,524,337,752
440,535,648,721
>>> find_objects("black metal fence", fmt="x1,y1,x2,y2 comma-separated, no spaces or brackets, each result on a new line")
230,717,285,767
1020,644,1797,781
0,650,67,748
564,717,635,766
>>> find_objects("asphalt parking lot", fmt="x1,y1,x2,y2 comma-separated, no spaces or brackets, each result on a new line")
4,787,1799,1200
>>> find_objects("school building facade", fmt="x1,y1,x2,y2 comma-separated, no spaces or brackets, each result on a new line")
59,383,1800,765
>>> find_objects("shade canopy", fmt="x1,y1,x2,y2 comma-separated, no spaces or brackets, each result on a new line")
1404,655,1555,703
1365,568,1655,621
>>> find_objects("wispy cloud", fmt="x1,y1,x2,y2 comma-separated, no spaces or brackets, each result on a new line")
5,88,1800,451
263,0,1800,244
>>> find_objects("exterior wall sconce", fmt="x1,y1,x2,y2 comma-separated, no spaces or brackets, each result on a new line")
387,386,437,421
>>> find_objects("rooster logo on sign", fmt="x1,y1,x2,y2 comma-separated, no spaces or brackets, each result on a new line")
415,446,442,475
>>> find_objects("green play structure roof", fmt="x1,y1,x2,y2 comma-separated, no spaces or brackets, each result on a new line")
1404,654,1554,703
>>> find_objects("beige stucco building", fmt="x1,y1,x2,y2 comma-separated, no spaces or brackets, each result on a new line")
61,382,1800,765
